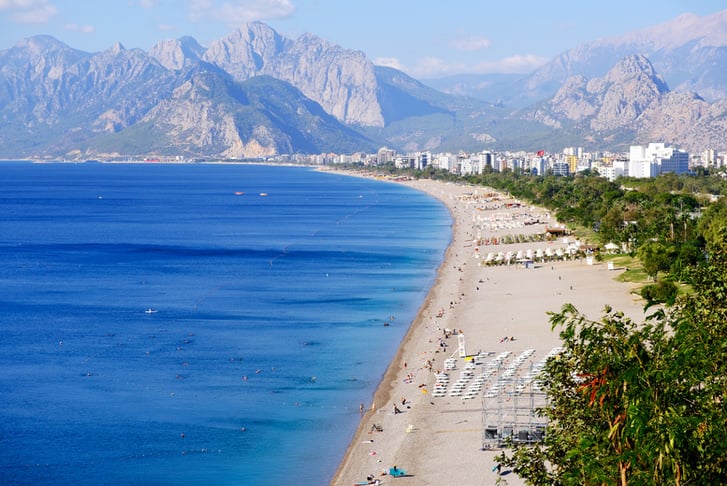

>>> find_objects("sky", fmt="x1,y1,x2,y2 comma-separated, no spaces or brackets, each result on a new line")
1,0,726,78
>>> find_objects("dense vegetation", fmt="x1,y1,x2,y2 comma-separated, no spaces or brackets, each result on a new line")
381,164,727,484
398,165,727,303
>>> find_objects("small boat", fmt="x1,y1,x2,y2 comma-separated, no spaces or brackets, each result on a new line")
259,192,268,197
145,308,157,314
234,191,244,195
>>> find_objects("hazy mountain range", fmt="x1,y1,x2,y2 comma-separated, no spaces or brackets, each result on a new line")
1,10,726,160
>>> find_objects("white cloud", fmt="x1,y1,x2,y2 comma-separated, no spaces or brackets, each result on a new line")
138,0,156,8
64,23,95,34
406,53,551,78
373,56,405,71
477,54,551,73
449,35,491,52
0,0,57,23
188,0,294,25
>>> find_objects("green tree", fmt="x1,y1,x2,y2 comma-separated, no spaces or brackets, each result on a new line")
637,241,673,281
496,233,727,485
497,304,675,485
697,199,727,252
640,280,678,306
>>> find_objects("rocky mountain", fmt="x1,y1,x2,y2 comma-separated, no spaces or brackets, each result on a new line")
198,23,385,127
1,13,726,159
432,9,727,108
0,22,494,159
0,30,384,158
0,35,181,157
520,54,727,152
148,36,205,71
92,64,379,158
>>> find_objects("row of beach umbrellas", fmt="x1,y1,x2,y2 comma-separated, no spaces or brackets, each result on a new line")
477,247,576,264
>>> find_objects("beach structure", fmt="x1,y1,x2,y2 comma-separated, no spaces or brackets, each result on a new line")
480,348,560,450
428,348,553,449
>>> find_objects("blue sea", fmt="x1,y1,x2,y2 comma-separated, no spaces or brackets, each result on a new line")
0,163,451,485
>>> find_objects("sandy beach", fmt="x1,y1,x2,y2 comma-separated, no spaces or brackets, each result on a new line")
330,177,648,486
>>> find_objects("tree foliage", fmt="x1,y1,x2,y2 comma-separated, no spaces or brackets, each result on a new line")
496,233,727,485
636,241,673,281
640,280,678,306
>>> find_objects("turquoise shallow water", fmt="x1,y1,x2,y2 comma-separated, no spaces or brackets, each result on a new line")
0,163,451,485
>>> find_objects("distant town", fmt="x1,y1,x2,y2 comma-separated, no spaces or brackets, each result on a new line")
98,142,727,181
271,143,724,181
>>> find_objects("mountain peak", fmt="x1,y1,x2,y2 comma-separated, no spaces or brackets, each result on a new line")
3,34,87,80
515,8,727,107
149,36,205,70
108,41,126,54
605,54,667,91
202,21,291,79
241,20,278,36
227,21,288,50
611,9,727,49
528,54,671,133
16,34,71,52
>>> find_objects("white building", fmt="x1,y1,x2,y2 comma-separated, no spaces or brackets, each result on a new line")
599,160,628,182
531,156,546,175
377,147,396,165
629,143,689,178
613,160,628,178
459,158,478,175
434,153,456,172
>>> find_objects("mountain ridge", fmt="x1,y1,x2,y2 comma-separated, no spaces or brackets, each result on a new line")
1,11,726,159
519,54,727,152
431,9,727,106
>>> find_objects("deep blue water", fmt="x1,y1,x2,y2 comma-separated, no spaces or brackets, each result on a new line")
0,163,451,485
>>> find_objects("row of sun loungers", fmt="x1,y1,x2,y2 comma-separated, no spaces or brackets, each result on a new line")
516,346,563,393
432,348,563,400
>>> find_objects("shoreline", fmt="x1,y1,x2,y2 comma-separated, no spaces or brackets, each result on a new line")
331,178,461,485
329,174,647,485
